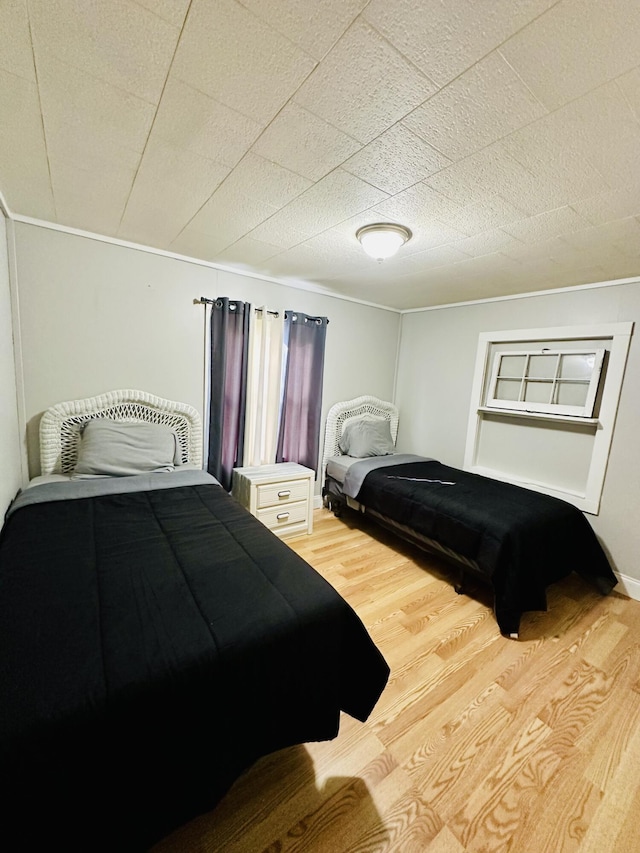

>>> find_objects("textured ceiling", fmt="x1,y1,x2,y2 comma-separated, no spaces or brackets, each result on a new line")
1,0,640,310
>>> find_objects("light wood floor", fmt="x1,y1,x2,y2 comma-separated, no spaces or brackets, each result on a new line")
152,507,640,853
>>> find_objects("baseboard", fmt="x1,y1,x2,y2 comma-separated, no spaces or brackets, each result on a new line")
313,494,323,510
614,572,640,601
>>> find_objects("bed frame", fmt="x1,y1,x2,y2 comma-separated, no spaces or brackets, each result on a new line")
39,388,202,475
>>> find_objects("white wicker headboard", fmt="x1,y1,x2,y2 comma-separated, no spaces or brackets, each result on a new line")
39,389,203,476
322,395,399,475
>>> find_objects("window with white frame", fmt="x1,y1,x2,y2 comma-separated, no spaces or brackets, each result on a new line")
486,348,605,418
464,322,633,514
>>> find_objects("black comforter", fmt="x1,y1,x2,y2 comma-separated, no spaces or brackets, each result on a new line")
0,481,389,851
355,460,617,635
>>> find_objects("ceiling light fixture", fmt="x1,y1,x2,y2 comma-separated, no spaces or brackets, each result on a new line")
356,222,412,261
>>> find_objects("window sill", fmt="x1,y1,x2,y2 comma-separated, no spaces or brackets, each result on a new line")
477,406,599,426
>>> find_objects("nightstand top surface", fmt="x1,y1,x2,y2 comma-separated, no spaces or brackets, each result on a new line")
233,462,314,482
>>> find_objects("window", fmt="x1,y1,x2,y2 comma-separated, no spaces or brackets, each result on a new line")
464,322,634,514
486,348,605,418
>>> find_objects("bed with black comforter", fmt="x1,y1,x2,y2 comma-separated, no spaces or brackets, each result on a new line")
0,472,389,852
327,456,617,637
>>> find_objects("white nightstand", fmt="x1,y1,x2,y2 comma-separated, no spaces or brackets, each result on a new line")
231,462,314,539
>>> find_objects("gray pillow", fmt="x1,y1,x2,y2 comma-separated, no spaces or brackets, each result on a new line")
338,417,395,458
73,419,181,478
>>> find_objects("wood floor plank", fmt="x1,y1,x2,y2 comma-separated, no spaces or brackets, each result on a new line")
578,720,640,853
579,643,640,788
424,825,467,853
448,714,557,850
407,699,515,809
152,508,640,853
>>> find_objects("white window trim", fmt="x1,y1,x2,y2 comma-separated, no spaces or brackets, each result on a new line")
486,347,606,418
464,322,634,514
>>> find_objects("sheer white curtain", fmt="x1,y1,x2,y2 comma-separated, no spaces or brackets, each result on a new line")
243,307,284,466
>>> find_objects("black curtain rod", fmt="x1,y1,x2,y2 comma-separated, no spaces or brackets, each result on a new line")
194,298,328,323
194,297,278,317
286,312,329,325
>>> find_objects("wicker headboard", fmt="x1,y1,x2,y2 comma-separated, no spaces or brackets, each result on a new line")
322,395,399,475
39,389,203,476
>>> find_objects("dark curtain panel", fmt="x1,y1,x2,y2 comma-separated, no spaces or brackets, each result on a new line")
277,312,328,474
207,298,251,490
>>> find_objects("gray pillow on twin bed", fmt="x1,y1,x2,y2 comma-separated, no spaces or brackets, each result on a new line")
72,418,181,478
338,417,395,458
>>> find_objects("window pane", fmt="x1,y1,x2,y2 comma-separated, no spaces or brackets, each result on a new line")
555,382,589,407
559,353,595,380
495,379,522,401
527,354,557,379
498,355,526,377
523,380,553,403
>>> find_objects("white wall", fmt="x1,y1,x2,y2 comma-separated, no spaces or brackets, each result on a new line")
0,212,23,516
395,282,640,591
13,222,401,490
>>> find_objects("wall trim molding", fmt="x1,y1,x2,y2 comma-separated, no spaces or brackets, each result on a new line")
400,275,640,313
614,572,640,601
0,188,11,219
2,211,28,487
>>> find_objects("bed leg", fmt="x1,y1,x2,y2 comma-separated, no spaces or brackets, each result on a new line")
325,496,342,517
495,604,521,640
322,486,344,517
454,568,466,595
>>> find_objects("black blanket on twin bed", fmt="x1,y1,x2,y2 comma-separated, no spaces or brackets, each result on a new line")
0,482,389,851
354,460,617,635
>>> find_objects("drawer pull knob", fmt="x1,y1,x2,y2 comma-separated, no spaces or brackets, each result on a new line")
277,490,291,498
276,512,290,521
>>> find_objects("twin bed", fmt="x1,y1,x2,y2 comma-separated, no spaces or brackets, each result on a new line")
322,395,617,638
0,390,389,852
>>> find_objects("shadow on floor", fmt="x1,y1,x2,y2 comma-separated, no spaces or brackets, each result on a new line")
150,742,389,852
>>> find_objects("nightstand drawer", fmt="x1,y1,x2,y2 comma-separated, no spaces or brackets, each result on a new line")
257,500,308,530
256,479,309,509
